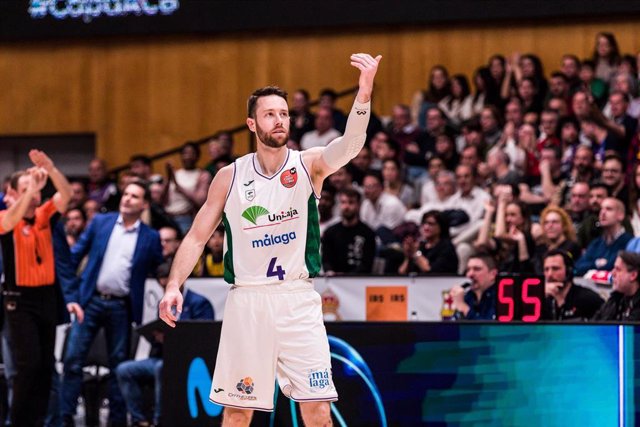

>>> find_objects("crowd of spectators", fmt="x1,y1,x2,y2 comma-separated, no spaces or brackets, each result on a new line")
3,31,640,426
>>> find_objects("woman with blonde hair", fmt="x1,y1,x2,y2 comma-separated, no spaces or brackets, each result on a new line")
533,205,581,275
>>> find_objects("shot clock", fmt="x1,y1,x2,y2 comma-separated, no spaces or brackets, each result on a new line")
495,275,545,322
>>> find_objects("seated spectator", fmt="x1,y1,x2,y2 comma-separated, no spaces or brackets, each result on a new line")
433,131,459,171
159,226,181,262
319,88,347,133
542,249,604,321
322,188,376,275
164,142,211,235
398,210,458,275
116,262,214,427
204,132,234,177
68,179,88,210
87,158,118,208
565,181,591,239
318,184,339,237
479,105,503,147
360,170,406,233
289,89,315,143
449,252,498,320
486,150,520,188
64,207,87,247
300,106,342,150
533,206,581,275
129,154,152,181
411,65,451,128
438,74,474,126
407,170,458,224
575,197,633,276
193,225,225,277
476,188,535,273
629,162,640,235
600,154,628,204
418,155,446,206
451,164,492,273
369,131,399,171
519,144,566,213
381,158,415,208
82,198,100,224
348,145,373,186
387,104,422,154
592,251,640,321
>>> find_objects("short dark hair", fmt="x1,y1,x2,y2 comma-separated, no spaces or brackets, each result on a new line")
421,210,450,239
319,88,337,101
247,86,288,118
363,170,383,185
590,180,611,196
468,251,498,271
338,187,361,203
66,207,87,223
550,71,568,81
156,261,172,280
543,249,574,272
603,153,624,168
126,179,151,202
9,171,27,191
181,142,201,159
130,154,151,166
618,251,640,275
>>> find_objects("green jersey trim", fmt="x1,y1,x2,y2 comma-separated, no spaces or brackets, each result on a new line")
304,193,321,277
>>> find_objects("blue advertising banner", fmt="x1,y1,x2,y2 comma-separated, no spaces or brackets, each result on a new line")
163,322,634,426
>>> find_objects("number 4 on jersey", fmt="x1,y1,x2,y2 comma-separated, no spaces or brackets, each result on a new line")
267,257,286,281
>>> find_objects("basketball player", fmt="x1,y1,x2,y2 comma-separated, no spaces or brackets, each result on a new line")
159,53,381,426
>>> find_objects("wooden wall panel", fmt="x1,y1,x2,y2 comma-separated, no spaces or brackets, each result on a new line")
1,18,639,170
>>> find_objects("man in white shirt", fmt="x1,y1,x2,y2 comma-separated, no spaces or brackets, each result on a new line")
360,170,406,231
300,106,342,150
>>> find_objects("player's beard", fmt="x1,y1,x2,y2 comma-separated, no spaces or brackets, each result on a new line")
256,122,289,148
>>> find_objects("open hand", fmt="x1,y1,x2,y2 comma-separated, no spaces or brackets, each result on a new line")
159,287,183,328
350,53,382,99
27,167,48,193
29,149,54,172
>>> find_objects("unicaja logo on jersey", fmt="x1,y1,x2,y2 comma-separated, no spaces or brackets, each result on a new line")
241,205,269,225
242,205,300,229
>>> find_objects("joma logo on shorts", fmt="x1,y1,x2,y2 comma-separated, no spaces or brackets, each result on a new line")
251,232,297,248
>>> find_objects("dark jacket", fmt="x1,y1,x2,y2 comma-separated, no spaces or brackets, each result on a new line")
68,212,163,324
592,290,640,322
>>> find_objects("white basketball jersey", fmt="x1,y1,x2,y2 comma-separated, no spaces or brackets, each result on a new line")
222,149,321,285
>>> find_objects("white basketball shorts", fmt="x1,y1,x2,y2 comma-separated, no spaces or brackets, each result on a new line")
209,279,338,411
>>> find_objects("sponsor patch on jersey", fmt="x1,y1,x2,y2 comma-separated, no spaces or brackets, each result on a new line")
280,167,297,188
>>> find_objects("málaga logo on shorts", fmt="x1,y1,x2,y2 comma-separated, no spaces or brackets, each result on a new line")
308,368,333,392
280,167,297,188
227,377,258,401
241,205,299,229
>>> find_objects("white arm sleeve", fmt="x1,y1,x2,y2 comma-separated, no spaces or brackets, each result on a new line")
321,100,370,169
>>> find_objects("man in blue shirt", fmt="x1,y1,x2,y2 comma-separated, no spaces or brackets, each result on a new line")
449,253,498,320
61,181,163,427
575,197,632,276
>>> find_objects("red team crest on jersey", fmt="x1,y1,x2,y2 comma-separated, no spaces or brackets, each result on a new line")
280,167,297,188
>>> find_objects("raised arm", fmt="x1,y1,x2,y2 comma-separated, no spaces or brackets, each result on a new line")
0,168,47,232
159,164,233,327
29,150,72,213
304,53,382,190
